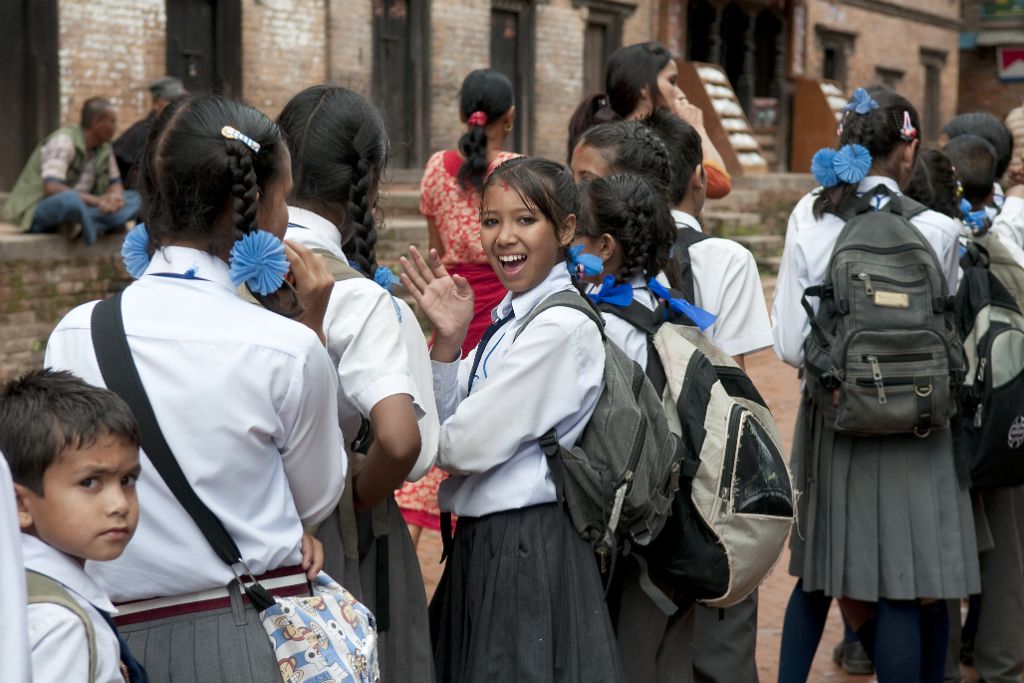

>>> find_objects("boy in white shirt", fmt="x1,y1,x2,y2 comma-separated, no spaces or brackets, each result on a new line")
0,369,147,683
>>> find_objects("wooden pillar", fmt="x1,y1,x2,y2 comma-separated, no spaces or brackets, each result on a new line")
737,8,757,113
708,3,724,65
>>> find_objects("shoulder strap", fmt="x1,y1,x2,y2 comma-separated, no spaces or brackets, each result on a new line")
310,248,366,283
513,290,605,342
90,294,243,567
26,570,96,682
596,300,663,336
836,184,929,222
672,228,711,303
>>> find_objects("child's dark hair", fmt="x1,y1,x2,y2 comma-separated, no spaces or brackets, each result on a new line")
904,147,959,219
944,135,998,206
812,86,921,219
642,107,703,205
577,175,675,282
576,120,673,200
458,69,515,193
567,41,674,160
0,369,139,495
138,95,299,315
482,157,596,304
943,113,1013,179
277,84,389,279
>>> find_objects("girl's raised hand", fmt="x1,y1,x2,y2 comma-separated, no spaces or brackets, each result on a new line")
283,240,334,345
399,246,474,361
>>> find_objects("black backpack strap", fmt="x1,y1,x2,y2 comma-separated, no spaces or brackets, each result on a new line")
672,228,712,303
513,290,605,342
596,299,662,335
90,294,276,610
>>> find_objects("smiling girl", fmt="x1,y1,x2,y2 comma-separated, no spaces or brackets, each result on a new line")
400,157,622,682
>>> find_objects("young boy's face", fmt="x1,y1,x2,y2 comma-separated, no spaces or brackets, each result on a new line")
16,434,141,565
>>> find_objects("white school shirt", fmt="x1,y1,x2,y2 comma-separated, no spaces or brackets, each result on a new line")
23,535,122,683
432,264,605,517
45,246,345,601
594,274,658,369
671,210,774,357
285,207,439,480
1,457,31,683
771,176,961,368
991,195,1024,249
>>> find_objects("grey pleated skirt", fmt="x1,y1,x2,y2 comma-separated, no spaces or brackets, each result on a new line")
789,392,981,601
119,581,280,683
318,493,435,683
430,503,624,683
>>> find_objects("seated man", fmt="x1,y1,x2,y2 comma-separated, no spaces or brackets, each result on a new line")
113,76,186,185
3,97,140,245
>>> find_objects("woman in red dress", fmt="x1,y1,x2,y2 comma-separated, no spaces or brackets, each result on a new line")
395,69,519,544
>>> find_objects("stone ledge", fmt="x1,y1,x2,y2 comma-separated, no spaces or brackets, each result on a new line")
0,223,124,263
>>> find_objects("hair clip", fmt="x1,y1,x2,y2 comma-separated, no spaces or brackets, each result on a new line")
900,111,917,142
843,88,880,116
467,111,488,127
811,144,873,188
221,125,261,153
567,244,604,279
229,230,288,294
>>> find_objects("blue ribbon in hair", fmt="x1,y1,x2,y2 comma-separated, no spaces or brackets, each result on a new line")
373,265,396,292
647,277,717,331
567,244,604,278
961,198,990,235
228,230,290,295
843,88,880,116
588,275,635,308
121,223,151,279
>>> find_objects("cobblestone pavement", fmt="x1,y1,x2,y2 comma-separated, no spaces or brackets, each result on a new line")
410,347,982,682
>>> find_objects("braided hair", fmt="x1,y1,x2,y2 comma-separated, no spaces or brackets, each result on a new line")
577,175,675,282
457,69,515,193
575,120,673,201
137,95,297,314
813,86,921,219
277,85,388,279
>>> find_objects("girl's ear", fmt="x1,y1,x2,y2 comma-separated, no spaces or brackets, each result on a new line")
598,233,618,263
558,214,577,247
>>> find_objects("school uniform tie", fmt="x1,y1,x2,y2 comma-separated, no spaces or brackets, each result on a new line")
466,311,514,394
97,609,149,683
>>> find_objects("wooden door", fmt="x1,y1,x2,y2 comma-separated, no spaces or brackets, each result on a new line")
491,2,532,154
0,0,58,191
166,0,241,96
373,0,428,168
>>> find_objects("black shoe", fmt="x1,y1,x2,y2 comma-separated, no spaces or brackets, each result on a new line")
832,640,874,675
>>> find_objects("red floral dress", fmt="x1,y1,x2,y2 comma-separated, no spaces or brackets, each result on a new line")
395,149,519,531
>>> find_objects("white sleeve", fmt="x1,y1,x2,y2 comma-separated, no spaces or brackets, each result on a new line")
700,244,773,356
771,209,812,367
277,343,346,527
397,300,440,482
28,605,91,683
992,196,1024,250
0,460,30,683
437,314,604,475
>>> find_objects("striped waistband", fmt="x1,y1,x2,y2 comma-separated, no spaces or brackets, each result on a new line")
114,565,309,626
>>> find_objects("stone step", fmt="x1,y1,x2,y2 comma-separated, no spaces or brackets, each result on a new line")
380,187,422,219
703,210,763,237
734,172,815,194
730,233,784,260
378,217,428,262
759,254,782,276
705,187,761,213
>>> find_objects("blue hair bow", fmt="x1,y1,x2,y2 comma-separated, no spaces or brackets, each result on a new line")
647,278,717,331
229,230,290,295
567,244,604,279
373,265,396,292
811,144,873,188
961,198,989,235
121,223,151,279
588,275,634,308
843,88,880,116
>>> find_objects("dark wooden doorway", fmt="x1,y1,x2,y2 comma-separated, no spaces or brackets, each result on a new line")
491,1,533,154
373,0,429,169
166,0,241,97
0,0,58,191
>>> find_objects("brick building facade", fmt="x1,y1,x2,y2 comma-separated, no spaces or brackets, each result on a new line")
0,0,657,189
958,0,1024,121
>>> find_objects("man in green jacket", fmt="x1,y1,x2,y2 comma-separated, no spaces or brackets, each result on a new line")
3,97,141,245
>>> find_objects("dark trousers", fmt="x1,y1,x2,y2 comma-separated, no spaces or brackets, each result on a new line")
30,189,141,245
693,590,759,682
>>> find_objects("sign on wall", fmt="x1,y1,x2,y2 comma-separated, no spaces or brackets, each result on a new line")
998,46,1024,81
984,0,1024,20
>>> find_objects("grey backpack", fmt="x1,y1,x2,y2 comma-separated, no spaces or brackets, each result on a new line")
516,291,685,571
802,187,965,437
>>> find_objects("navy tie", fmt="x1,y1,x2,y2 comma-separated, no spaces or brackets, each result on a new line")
97,609,149,683
467,312,514,394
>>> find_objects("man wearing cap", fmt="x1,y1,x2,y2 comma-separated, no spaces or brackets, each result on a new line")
113,76,187,184
2,97,140,245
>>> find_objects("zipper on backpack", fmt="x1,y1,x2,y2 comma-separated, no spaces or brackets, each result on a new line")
858,272,874,296
974,403,984,428
868,355,886,404
976,357,987,384
861,352,933,363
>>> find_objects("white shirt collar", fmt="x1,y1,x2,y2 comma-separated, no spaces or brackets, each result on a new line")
144,246,236,293
671,209,702,233
287,206,347,262
493,263,574,322
856,175,901,196
22,534,117,613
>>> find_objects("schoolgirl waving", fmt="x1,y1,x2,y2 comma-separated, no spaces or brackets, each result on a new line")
400,157,622,683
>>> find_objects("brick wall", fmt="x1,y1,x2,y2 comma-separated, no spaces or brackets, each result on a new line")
58,0,165,130
0,233,129,382
327,0,372,94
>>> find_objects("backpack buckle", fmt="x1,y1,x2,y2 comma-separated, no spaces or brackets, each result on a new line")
538,430,560,457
